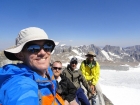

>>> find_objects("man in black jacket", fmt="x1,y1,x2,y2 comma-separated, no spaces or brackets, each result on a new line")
52,61,79,105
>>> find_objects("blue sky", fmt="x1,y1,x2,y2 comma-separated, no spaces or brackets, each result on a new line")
0,0,140,50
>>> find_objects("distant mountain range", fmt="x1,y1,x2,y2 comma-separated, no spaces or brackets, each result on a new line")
0,44,140,69
51,44,140,69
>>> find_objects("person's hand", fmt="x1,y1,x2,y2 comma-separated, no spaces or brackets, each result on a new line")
90,85,95,90
70,99,79,105
90,85,96,94
64,100,69,105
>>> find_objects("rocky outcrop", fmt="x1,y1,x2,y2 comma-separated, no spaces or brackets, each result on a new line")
103,94,114,105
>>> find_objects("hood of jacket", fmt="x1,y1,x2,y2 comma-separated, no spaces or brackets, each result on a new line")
0,63,34,87
0,63,56,89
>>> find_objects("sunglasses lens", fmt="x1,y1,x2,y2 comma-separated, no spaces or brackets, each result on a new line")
43,43,53,52
88,55,94,57
27,45,40,53
53,67,62,70
71,61,77,64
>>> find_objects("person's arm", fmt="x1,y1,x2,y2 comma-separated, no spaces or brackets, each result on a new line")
78,70,93,93
64,77,77,103
91,62,100,85
1,76,39,105
62,69,70,80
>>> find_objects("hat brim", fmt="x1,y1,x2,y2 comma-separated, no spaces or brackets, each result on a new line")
85,54,96,57
4,38,57,60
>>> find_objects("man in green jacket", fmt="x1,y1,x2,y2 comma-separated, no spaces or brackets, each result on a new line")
62,57,94,105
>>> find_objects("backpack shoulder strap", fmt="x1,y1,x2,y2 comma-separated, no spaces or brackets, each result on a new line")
92,60,96,66
38,89,42,105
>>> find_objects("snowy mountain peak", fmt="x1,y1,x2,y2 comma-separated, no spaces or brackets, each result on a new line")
52,44,140,66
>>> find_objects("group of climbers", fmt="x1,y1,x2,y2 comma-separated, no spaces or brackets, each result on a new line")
0,27,104,105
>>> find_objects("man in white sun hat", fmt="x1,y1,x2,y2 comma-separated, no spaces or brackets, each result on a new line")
0,27,64,105
80,51,105,105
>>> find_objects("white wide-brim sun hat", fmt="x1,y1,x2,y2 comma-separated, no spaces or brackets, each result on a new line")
4,27,58,60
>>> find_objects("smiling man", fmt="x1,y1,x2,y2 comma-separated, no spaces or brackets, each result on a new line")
0,27,64,105
52,61,78,105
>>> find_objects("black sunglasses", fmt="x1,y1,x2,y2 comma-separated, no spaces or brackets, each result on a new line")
71,61,77,64
53,67,62,70
26,43,54,53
